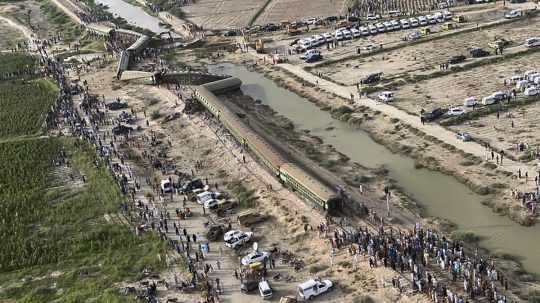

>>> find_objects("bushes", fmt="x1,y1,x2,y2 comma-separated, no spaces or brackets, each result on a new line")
451,231,481,243
227,180,258,208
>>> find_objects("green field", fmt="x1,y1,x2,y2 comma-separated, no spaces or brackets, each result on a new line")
0,53,38,80
0,78,58,138
0,53,166,302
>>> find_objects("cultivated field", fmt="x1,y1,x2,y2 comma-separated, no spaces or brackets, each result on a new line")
390,51,540,114
180,0,268,29
254,0,346,24
0,53,166,302
449,102,540,160
318,16,540,85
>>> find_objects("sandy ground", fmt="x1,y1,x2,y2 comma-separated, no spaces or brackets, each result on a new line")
316,15,540,85
180,0,268,30
0,16,28,50
75,61,438,302
394,49,540,115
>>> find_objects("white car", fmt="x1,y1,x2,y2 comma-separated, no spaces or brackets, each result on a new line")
366,14,380,21
305,17,318,25
225,231,253,249
505,10,521,19
482,95,497,105
224,230,243,242
342,29,352,40
427,14,437,24
241,251,271,265
409,17,419,27
363,43,380,51
335,31,344,41
447,106,465,116
463,96,478,107
368,24,378,34
418,16,428,26
376,23,386,32
323,33,334,42
524,87,540,96
442,10,453,20
383,21,393,31
391,20,401,30
204,199,219,209
298,279,334,300
526,37,540,48
359,26,369,36
400,19,410,29
160,179,172,193
378,91,394,102
350,28,361,38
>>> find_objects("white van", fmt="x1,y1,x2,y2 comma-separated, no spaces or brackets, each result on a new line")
409,18,419,27
298,39,312,50
482,95,497,105
298,279,333,300
342,29,352,40
323,33,334,42
359,26,369,35
383,21,393,31
400,19,410,28
351,28,361,38
525,37,540,48
427,14,437,24
463,96,478,107
378,91,394,102
161,179,172,193
524,87,539,96
314,35,325,46
259,280,273,300
300,49,321,59
389,10,400,17
335,31,344,41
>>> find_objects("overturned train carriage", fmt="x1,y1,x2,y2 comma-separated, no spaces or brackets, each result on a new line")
194,80,342,212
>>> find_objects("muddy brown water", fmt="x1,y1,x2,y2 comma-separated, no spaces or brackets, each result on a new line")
94,0,168,33
209,63,540,275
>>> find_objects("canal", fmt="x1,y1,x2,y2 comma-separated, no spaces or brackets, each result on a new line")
209,63,540,275
94,0,168,33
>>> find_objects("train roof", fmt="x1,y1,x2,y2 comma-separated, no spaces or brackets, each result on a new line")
127,35,150,53
244,131,286,168
201,77,242,94
115,28,144,37
280,162,335,201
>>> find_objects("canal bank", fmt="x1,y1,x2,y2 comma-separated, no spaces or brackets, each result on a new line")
208,63,540,277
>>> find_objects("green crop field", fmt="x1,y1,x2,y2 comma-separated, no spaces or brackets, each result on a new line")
0,53,38,80
0,53,166,302
0,78,58,138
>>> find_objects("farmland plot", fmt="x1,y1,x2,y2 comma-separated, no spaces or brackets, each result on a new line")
181,0,268,29
390,51,540,114
255,0,346,24
319,16,540,85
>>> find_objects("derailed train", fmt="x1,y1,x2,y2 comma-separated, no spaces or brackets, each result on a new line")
194,77,342,212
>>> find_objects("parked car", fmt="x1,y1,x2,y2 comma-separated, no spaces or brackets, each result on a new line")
224,230,243,242
482,95,497,105
504,10,521,19
360,72,383,84
526,37,540,48
300,49,320,59
409,17,419,27
335,31,344,41
378,91,394,102
181,178,204,193
448,55,466,64
160,179,172,193
241,251,271,266
297,279,333,300
259,280,273,299
447,106,465,116
463,96,478,107
418,16,428,26
342,29,352,39
363,43,380,51
492,91,508,101
400,19,410,28
366,14,381,20
350,28,361,38
422,108,446,121
524,87,540,96
470,47,490,58
368,24,378,34
456,132,472,141
305,53,323,63
225,231,253,249
241,280,259,293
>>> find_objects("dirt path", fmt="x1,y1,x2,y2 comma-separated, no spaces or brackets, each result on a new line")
249,51,534,182
0,15,35,49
